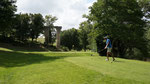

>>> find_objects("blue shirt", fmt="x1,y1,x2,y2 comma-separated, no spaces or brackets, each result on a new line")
106,39,112,48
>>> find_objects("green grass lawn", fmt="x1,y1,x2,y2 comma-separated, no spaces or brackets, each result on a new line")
0,47,150,84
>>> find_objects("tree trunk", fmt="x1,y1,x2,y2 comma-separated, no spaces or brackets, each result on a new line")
32,38,34,42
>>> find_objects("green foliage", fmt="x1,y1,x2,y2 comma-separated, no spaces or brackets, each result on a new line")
60,28,81,50
12,13,44,42
79,21,92,51
13,13,31,41
44,15,57,44
87,27,98,52
60,46,69,51
138,0,150,20
147,27,150,40
0,1,57,43
146,24,150,52
45,15,57,27
0,0,16,36
88,0,149,59
30,13,44,41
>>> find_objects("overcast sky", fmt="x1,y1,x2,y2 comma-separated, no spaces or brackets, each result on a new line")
16,0,96,30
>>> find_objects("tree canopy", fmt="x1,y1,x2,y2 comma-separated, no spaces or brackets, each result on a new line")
86,0,149,60
60,28,80,50
0,0,16,36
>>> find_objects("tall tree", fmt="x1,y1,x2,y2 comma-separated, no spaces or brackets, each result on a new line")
30,14,44,41
13,13,30,41
0,0,16,36
61,28,80,50
79,21,92,51
44,15,57,44
88,0,149,60
138,0,150,20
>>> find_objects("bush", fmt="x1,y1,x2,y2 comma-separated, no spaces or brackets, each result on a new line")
61,46,69,51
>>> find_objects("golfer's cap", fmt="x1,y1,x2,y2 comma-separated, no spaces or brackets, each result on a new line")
104,36,108,39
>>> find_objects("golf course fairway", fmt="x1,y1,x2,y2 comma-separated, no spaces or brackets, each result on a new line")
0,47,150,84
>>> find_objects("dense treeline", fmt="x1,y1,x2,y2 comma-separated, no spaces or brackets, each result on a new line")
12,13,44,42
60,0,150,60
0,0,150,60
60,28,80,50
89,0,150,60
0,0,57,44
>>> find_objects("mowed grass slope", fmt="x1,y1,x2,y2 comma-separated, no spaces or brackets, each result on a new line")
0,47,150,84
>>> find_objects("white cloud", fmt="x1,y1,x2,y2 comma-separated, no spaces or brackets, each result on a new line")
16,0,96,30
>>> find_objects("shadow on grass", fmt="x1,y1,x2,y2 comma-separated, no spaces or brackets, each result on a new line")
114,60,124,62
0,43,60,52
0,50,66,68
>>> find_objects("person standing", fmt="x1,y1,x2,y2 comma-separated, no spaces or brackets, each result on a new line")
104,36,115,61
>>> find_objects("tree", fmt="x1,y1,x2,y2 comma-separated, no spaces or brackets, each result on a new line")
13,13,30,41
79,21,92,51
88,0,149,60
44,15,57,44
30,14,44,41
138,0,150,20
0,0,16,36
61,28,80,50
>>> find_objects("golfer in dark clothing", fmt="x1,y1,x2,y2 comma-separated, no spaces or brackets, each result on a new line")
104,36,115,61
